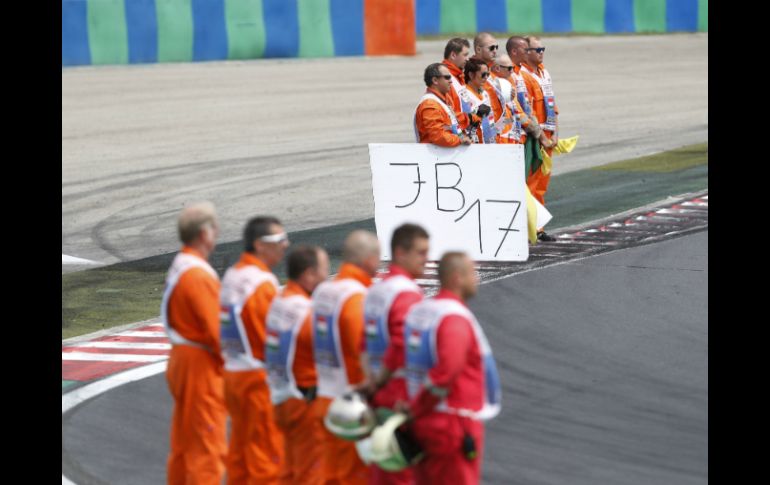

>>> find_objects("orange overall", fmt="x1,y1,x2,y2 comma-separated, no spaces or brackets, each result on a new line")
415,88,464,147
519,63,559,205
270,281,325,485
164,246,228,485
222,253,284,485
311,263,372,485
442,59,474,131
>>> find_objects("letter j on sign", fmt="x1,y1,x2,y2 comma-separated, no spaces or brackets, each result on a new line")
368,143,538,261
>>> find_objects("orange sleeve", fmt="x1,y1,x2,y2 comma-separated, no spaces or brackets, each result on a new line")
416,101,462,147
523,73,545,123
483,84,504,123
292,313,317,388
447,87,471,129
338,293,366,386
241,281,278,362
169,268,222,360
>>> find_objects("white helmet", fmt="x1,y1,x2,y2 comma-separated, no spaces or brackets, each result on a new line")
368,413,424,472
323,392,376,441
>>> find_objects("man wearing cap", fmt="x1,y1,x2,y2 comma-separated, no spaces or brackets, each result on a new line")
163,201,227,485
266,245,330,484
311,230,381,484
399,252,501,484
220,216,290,484
358,223,429,484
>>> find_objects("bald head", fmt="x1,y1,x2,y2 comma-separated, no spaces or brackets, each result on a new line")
438,252,478,300
178,201,217,245
343,230,381,276
473,32,494,51
474,32,498,63
506,36,529,65
494,54,513,67
438,252,468,286
492,54,514,79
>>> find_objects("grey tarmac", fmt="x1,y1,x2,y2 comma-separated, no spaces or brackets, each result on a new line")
62,230,707,485
62,34,707,267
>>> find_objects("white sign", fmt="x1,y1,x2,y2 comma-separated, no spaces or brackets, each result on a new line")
369,143,533,261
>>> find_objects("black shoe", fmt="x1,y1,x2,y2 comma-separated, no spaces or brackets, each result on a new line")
537,231,556,242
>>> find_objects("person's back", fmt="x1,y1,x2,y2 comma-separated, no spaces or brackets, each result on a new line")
162,202,227,485
312,230,381,485
220,216,288,484
401,252,501,484
266,245,329,485
360,224,429,485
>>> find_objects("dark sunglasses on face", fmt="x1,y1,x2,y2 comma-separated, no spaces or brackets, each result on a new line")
497,65,514,72
527,47,546,53
480,72,489,79
441,75,452,80
487,45,499,51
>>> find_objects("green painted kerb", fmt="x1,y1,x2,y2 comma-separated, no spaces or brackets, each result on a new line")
156,0,194,62
225,0,266,59
298,0,334,57
441,0,477,34
698,0,708,31
62,380,79,390
506,0,543,34
572,0,606,33
87,0,129,64
634,0,666,33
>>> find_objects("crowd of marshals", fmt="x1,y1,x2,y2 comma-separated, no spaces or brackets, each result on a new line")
162,201,501,484
159,30,564,485
415,33,561,241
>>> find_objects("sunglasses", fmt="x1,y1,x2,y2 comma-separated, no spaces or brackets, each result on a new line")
497,65,514,71
441,74,452,80
480,72,490,79
487,45,499,52
527,47,546,53
260,232,289,244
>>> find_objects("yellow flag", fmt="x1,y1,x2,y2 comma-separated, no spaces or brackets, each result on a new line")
554,136,579,154
539,135,579,175
525,186,538,244
540,149,553,176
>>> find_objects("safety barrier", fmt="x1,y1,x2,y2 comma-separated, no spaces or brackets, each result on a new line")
416,0,707,35
62,0,706,66
62,0,415,66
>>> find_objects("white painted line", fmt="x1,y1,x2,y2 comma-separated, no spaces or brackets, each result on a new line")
62,318,163,345
69,342,171,350
62,254,101,265
62,360,168,485
415,278,440,286
116,331,168,338
62,352,167,363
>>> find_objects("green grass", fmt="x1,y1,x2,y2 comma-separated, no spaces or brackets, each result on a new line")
592,143,708,173
62,142,707,340
62,268,167,340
